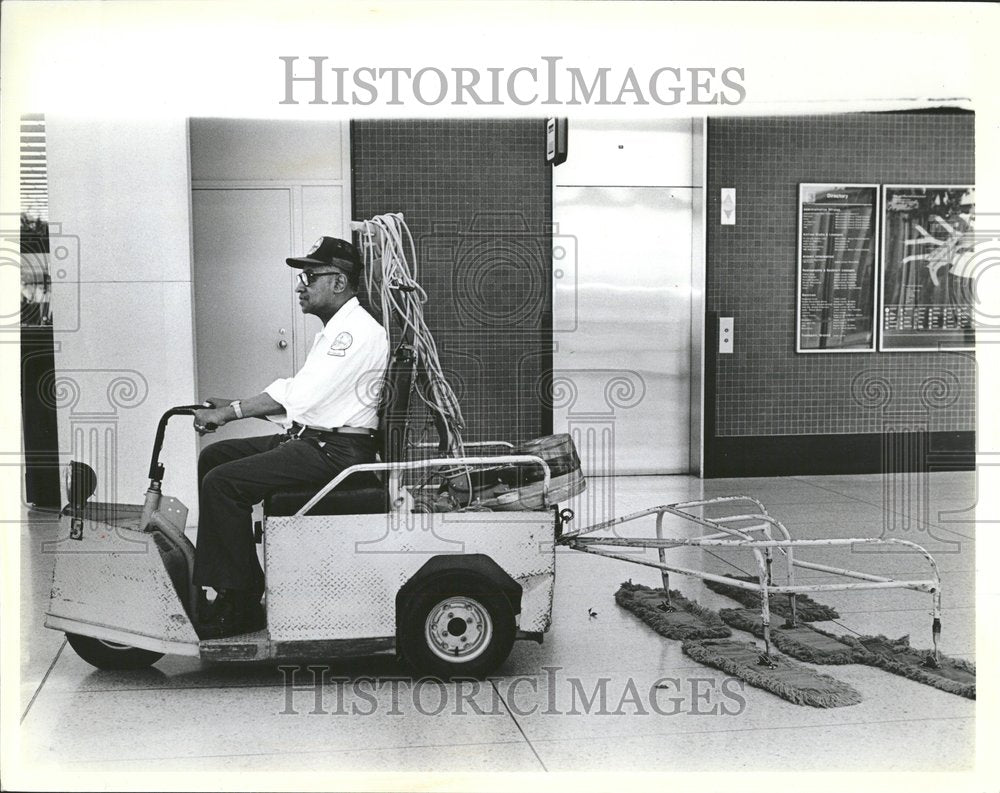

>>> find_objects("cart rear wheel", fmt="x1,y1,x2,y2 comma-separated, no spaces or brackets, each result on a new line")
65,632,164,670
399,576,516,679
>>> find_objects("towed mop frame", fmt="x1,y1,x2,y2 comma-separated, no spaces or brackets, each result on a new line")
347,212,944,668
559,495,943,664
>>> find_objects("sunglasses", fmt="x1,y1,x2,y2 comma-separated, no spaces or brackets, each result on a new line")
297,269,346,287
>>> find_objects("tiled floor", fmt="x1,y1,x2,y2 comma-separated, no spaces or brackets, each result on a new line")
15,472,976,780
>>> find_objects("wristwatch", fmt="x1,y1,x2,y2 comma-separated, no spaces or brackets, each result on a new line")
229,400,244,420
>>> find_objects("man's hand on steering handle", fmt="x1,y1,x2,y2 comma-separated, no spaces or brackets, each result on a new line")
193,406,228,435
193,393,283,434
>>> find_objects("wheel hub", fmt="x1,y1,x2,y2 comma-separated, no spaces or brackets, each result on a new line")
425,597,493,662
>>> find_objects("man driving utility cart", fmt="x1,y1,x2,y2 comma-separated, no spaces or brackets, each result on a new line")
191,237,388,639
47,213,577,678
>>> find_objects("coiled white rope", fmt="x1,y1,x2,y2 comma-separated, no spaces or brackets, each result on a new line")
354,213,466,460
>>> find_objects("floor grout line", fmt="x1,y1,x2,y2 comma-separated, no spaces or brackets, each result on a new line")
21,637,66,724
831,606,974,614
56,737,536,766
491,679,548,772
789,477,977,541
522,713,974,748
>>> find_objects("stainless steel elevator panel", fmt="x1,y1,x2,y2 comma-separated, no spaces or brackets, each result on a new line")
554,186,693,475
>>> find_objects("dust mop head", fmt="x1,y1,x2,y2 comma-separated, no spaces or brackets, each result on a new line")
719,608,857,664
703,575,840,621
720,611,976,699
682,639,862,708
615,581,731,641
841,634,976,700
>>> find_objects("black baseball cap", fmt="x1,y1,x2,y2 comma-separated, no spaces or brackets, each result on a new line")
286,236,362,277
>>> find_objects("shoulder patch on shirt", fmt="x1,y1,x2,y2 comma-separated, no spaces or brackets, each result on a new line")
328,331,353,357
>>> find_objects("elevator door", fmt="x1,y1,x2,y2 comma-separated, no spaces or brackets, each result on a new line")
553,186,693,475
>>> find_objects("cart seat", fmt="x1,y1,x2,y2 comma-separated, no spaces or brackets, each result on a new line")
264,472,386,517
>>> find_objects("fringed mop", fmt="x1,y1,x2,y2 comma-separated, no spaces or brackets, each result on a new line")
682,638,862,708
615,581,731,641
838,633,975,700
719,607,975,700
720,608,856,664
702,575,839,621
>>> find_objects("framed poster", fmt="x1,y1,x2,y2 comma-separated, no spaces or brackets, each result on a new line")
879,185,975,351
797,184,879,352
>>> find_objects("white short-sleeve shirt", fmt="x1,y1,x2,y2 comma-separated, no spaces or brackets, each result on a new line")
264,297,389,430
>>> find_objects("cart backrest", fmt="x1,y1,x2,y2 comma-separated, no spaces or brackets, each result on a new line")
378,343,415,464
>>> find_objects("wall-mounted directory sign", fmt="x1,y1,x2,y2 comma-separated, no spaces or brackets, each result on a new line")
879,186,975,351
797,184,879,352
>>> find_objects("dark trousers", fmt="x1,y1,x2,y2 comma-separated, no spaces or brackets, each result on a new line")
192,432,377,594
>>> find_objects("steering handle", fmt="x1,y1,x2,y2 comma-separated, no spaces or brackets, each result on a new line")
170,404,209,415
146,404,216,481
176,403,219,430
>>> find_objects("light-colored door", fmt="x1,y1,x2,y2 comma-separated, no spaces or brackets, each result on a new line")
192,187,299,443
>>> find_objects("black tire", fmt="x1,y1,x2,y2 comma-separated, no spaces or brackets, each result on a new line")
65,632,164,670
399,575,516,680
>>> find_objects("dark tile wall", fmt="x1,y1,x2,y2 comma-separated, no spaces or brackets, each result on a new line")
707,113,975,437
351,119,552,445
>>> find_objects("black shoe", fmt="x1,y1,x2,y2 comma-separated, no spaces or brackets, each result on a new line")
196,590,266,640
196,589,214,624
198,588,263,623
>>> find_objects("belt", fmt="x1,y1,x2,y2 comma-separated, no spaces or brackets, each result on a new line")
286,422,376,442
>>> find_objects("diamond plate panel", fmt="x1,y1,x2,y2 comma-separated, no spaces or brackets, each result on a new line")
46,515,199,644
263,512,555,641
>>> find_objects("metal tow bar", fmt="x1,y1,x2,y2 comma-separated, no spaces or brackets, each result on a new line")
557,496,943,665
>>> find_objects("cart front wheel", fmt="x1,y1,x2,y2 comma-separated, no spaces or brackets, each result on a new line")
400,576,515,679
65,633,164,670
